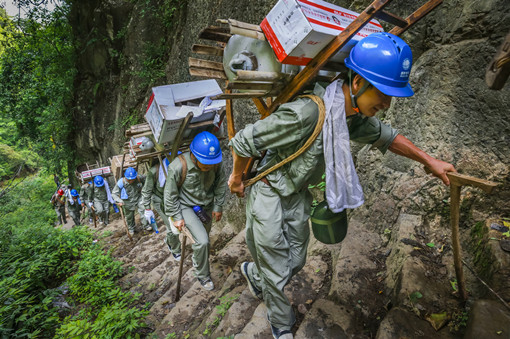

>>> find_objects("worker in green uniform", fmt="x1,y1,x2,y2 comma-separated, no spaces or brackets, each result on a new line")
79,179,94,224
112,167,148,235
51,188,67,225
164,132,227,291
91,175,113,225
228,32,456,339
67,189,82,227
141,156,181,261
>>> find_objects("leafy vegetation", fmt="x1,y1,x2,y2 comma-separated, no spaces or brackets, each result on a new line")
0,175,92,337
203,294,239,336
0,1,75,175
55,246,149,338
0,174,149,337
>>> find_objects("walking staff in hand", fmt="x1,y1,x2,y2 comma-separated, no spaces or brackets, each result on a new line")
228,33,456,339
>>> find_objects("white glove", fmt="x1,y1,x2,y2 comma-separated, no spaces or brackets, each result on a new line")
88,202,93,207
144,209,155,224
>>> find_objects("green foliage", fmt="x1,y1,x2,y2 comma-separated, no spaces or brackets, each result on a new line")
0,2,75,173
0,174,93,338
0,174,148,337
448,310,469,333
0,174,57,228
308,173,326,191
203,294,239,336
58,246,148,338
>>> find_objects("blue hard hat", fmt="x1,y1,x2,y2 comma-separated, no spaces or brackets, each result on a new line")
190,131,222,165
94,175,105,187
345,32,414,97
70,189,79,197
124,167,138,180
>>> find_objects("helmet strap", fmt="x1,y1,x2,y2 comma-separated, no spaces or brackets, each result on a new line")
348,69,370,113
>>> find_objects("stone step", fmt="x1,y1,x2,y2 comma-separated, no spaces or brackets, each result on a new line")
151,231,249,337
232,254,330,337
325,217,389,336
295,299,358,339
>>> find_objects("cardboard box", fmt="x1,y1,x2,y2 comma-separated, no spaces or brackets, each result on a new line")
145,80,226,145
261,0,384,65
79,166,112,182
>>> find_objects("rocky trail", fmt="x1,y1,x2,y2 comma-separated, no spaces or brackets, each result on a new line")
62,207,510,338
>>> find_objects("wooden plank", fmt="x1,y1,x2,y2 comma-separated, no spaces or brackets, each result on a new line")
230,26,266,40
446,173,498,194
225,89,236,140
252,98,269,118
202,25,230,34
449,184,467,300
199,27,232,43
212,92,267,100
389,0,443,36
191,44,224,57
189,67,227,80
228,81,274,91
188,57,224,71
236,70,284,82
188,119,215,129
267,0,392,114
375,10,408,28
226,19,262,32
169,113,194,164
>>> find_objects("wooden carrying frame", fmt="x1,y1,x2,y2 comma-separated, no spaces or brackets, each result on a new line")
188,0,444,179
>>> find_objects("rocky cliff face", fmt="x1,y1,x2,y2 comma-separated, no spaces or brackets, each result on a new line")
68,0,510,336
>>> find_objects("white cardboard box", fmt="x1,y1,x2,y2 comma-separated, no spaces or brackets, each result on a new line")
260,0,384,65
79,166,112,181
145,80,226,145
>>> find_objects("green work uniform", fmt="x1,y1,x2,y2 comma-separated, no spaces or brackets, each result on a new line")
91,185,110,225
67,197,81,226
141,164,181,254
163,152,227,280
80,182,93,220
229,82,398,330
112,175,148,232
52,195,66,225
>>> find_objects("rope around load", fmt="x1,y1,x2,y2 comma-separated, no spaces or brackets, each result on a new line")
243,94,326,187
495,56,510,69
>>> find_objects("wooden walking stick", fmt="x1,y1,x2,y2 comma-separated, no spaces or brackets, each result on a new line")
175,226,195,302
118,205,133,241
445,172,498,300
90,205,98,229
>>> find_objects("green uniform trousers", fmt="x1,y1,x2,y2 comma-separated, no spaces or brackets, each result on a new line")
245,181,312,331
55,205,66,225
181,205,212,280
69,209,80,226
123,200,148,232
152,194,181,254
94,199,110,225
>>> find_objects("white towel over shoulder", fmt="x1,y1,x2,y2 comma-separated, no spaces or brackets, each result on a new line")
322,80,364,213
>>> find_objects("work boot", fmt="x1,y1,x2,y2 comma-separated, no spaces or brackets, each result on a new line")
199,277,214,291
164,238,181,261
240,262,263,300
270,324,293,339
267,314,293,339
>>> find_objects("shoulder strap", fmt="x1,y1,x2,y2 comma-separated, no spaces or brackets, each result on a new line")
244,94,326,187
177,154,187,188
